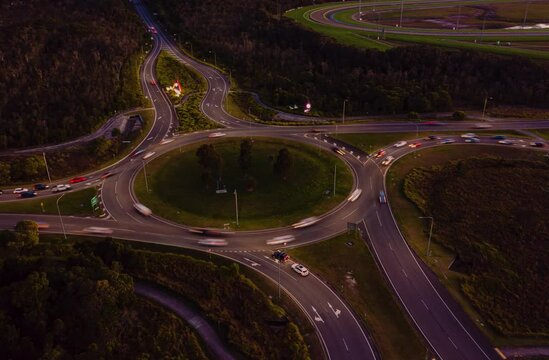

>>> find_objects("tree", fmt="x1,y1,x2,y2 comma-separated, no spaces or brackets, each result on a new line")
196,144,222,189
14,220,39,247
273,148,292,180
88,137,112,159
452,111,467,121
238,139,253,173
0,161,11,185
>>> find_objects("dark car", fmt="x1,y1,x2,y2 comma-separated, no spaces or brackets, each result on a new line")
34,183,49,190
492,135,506,140
272,250,289,263
20,191,37,198
427,135,440,140
530,142,545,147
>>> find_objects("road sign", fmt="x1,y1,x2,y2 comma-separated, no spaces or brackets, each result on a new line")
91,196,99,209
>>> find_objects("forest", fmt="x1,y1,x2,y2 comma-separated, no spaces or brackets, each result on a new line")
146,0,549,117
0,0,147,149
0,224,208,359
404,157,549,336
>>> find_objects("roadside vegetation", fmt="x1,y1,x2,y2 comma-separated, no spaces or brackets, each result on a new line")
289,233,426,360
0,0,148,149
0,187,99,217
387,145,549,346
135,138,352,229
155,51,218,132
146,0,549,119
0,227,208,359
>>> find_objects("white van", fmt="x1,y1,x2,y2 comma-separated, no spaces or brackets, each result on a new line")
134,203,152,216
393,141,407,148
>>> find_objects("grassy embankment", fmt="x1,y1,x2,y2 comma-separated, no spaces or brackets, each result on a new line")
289,233,426,360
387,145,549,346
0,187,99,217
286,4,549,60
155,51,218,132
135,138,352,230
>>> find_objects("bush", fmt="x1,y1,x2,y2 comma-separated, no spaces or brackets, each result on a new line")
452,111,467,120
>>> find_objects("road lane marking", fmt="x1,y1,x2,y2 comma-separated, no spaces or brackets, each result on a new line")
342,338,349,352
421,299,429,310
448,337,458,349
311,306,324,323
370,178,373,190
342,207,358,220
328,302,341,318
376,211,382,226
242,257,261,267
402,269,408,278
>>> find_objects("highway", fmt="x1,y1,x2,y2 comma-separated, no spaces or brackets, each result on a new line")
1,0,548,359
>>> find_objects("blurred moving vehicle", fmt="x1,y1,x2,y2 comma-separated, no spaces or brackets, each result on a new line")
374,150,386,158
332,147,345,156
292,217,319,229
272,250,289,262
460,133,477,139
464,138,480,143
267,235,295,245
347,189,362,202
160,138,174,145
69,176,87,184
134,203,152,216
381,156,395,166
408,142,422,148
142,151,156,160
197,238,228,247
492,135,506,140
498,140,513,145
36,222,50,229
379,190,387,204
291,263,309,277
51,184,71,193
393,141,407,148
439,139,455,144
20,191,37,198
426,135,440,140
13,188,28,194
188,228,227,237
101,171,115,179
83,227,113,235
34,184,49,190
208,132,226,138
530,142,544,147
474,123,493,129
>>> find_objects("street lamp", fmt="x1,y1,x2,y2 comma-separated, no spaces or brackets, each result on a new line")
209,50,217,67
42,152,52,184
342,99,348,124
142,160,149,192
56,193,67,240
234,189,239,226
419,216,433,257
482,96,493,120
399,0,404,28
185,41,193,57
333,164,337,198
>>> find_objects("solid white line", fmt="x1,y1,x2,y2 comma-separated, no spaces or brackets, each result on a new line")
342,207,358,220
376,211,382,226
448,337,458,349
421,299,429,310
342,338,349,352
402,269,408,278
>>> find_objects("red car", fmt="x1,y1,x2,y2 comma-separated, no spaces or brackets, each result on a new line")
375,150,386,158
69,176,87,184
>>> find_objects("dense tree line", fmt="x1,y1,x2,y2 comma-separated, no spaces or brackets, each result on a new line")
0,227,208,359
0,0,147,148
146,0,549,117
404,157,549,336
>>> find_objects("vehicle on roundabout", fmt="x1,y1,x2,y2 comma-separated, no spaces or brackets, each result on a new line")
13,188,28,194
291,263,310,277
100,171,115,179
188,228,227,237
267,235,295,245
272,250,289,263
34,183,49,190
52,184,71,193
393,141,407,148
460,133,477,139
439,138,455,144
292,216,319,229
530,142,544,147
36,222,50,229
498,140,514,145
83,227,113,235
492,135,506,140
69,176,87,184
134,203,152,216
160,138,174,145
347,189,362,202
473,123,493,129
208,132,226,138
381,156,395,166
142,151,156,160
332,146,345,156
408,142,422,148
197,238,228,247
426,135,440,140
20,191,37,198
374,150,386,158
465,137,480,143
379,190,387,204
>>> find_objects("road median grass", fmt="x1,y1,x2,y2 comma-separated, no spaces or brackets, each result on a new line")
135,138,352,230
289,233,426,359
386,145,549,346
0,187,99,217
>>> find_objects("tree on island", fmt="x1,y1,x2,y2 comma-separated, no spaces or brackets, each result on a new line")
273,148,292,180
196,144,222,189
238,139,253,174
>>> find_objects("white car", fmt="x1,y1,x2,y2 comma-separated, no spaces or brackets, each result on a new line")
460,133,477,139
208,132,226,138
439,139,455,144
381,156,395,166
474,123,493,129
498,140,513,145
393,141,407,148
83,227,113,235
197,238,228,247
51,184,71,193
142,151,156,160
291,263,309,277
134,203,152,216
160,138,174,145
347,189,362,202
292,217,319,229
13,188,28,194
266,235,295,245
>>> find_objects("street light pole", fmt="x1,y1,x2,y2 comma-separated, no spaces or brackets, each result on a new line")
399,0,404,27
333,164,337,198
419,216,433,257
342,99,347,124
234,189,239,226
482,97,491,120
42,152,52,184
143,160,149,192
56,193,67,240
523,1,530,27
277,258,281,300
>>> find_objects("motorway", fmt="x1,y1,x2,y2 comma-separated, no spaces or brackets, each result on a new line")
1,0,548,359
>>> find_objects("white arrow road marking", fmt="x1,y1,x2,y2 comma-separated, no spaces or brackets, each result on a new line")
243,257,261,267
311,306,324,323
328,302,341,318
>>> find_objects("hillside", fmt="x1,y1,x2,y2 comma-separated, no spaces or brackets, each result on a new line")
145,0,549,117
404,157,549,336
0,0,146,148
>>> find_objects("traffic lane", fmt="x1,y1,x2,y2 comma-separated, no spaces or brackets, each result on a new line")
224,251,378,360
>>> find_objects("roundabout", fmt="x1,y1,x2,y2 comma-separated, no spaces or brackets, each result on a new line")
133,137,352,230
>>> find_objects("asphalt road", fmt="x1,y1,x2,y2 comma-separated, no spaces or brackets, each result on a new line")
1,1,548,359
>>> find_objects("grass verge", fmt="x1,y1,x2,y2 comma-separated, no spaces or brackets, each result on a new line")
135,137,353,230
0,187,99,216
386,145,549,346
289,233,426,359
